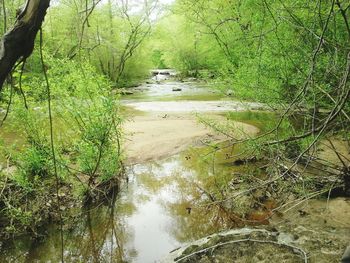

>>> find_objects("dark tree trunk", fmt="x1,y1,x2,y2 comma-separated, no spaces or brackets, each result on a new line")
0,0,50,91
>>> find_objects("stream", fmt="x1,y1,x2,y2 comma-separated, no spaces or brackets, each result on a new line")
1,79,267,262
2,79,349,262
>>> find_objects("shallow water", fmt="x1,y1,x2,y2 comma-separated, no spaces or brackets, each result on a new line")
121,80,266,113
123,100,266,113
2,149,250,262
122,81,224,102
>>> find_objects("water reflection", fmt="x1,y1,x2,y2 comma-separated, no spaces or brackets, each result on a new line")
2,203,132,262
3,147,255,262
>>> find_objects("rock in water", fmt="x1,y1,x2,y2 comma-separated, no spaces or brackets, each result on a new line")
121,90,134,95
226,90,234,96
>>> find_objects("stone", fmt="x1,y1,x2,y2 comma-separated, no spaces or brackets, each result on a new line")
226,90,234,96
122,90,134,95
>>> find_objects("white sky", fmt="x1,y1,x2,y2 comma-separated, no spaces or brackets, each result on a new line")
52,0,175,8
100,0,175,7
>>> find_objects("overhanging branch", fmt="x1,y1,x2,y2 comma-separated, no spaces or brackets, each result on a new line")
0,0,50,92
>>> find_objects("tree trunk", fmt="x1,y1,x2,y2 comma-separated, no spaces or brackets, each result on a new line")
0,0,50,92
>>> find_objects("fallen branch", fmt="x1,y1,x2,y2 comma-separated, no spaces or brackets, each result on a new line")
175,237,308,263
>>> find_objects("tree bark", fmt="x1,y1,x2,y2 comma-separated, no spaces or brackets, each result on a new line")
0,0,50,92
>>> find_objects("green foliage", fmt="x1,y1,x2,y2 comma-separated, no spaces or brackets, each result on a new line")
43,0,155,87
0,24,125,191
1,0,349,242
151,50,167,69
8,107,54,184
20,147,50,178
72,95,122,181
148,13,226,75
149,0,350,112
0,50,124,238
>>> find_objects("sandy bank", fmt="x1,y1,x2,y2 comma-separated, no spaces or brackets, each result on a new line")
123,113,259,164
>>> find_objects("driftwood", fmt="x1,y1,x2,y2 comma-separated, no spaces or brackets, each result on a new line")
0,0,50,91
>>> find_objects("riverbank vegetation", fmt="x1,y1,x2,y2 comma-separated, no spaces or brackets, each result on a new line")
151,0,350,220
0,1,133,239
0,52,124,238
0,0,349,261
172,4,350,249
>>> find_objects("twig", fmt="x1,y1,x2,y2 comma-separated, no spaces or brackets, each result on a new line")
39,28,64,263
19,59,28,109
0,76,13,127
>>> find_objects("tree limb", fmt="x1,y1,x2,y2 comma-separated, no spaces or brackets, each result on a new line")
0,0,50,92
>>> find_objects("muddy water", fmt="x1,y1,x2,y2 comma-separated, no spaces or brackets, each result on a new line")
0,80,272,262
